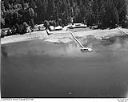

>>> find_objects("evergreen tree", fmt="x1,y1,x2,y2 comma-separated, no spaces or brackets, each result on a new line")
1,0,128,28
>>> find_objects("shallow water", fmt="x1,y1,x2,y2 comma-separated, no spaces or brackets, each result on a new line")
1,36,128,98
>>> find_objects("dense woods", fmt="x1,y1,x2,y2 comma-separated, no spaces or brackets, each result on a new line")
1,0,128,29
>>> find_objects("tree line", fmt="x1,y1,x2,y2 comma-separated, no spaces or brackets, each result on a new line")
1,0,128,29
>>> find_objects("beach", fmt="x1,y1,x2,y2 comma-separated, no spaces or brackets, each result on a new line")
1,28,128,98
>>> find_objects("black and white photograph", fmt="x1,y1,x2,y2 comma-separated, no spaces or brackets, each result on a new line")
1,0,128,98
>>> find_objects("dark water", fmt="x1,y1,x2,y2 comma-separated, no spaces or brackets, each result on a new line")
1,36,128,98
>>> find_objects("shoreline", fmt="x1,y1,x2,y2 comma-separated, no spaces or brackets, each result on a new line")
1,27,128,45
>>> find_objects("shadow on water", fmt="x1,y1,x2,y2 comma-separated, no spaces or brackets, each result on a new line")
1,35,128,98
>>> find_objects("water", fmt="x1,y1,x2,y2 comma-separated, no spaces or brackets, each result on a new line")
1,35,128,98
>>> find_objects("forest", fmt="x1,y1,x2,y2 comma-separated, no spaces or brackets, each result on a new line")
1,0,128,29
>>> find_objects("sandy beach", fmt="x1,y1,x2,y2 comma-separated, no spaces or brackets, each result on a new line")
1,28,128,98
1,27,128,45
